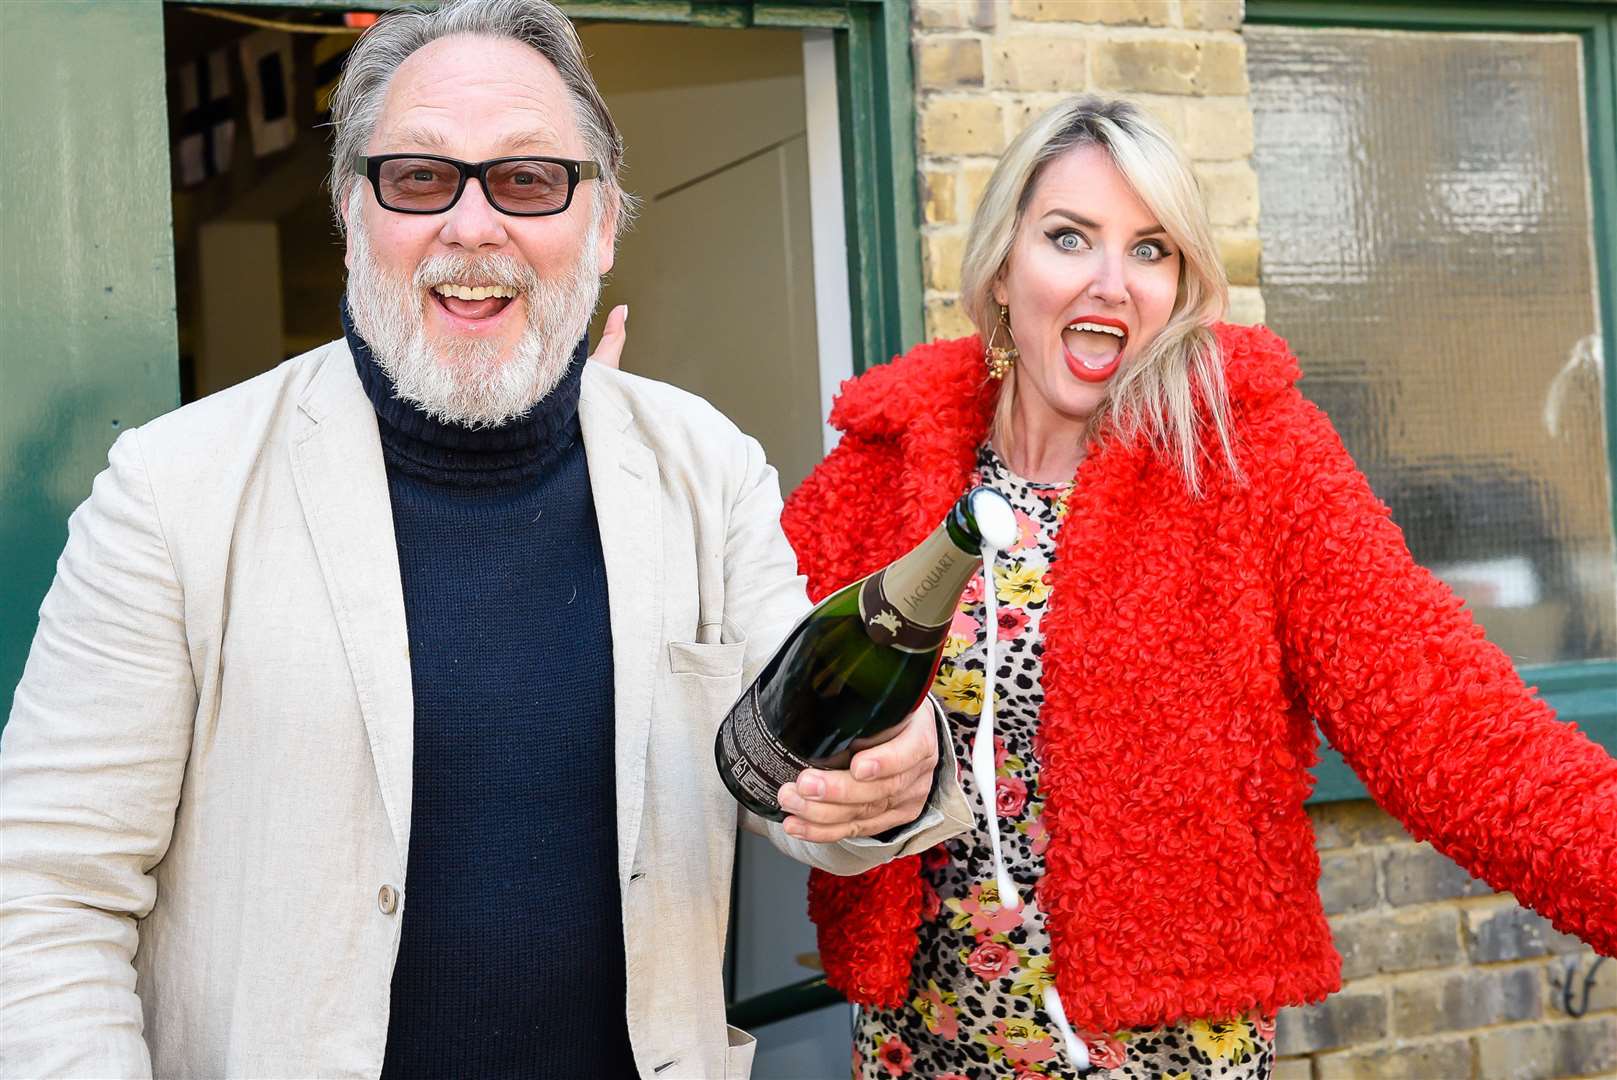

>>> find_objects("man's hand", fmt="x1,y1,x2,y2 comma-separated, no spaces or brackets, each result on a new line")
589,304,628,369
775,701,939,843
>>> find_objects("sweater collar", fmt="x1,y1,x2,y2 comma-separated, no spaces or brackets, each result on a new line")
342,296,587,484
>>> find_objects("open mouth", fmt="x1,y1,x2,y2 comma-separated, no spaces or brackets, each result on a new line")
430,282,518,322
1061,318,1128,384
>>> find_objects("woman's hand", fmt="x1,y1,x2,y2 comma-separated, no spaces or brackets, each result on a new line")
775,702,940,843
589,304,628,369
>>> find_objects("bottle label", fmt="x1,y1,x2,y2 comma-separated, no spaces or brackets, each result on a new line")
720,683,811,813
860,549,957,659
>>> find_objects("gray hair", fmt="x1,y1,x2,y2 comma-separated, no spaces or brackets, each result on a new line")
960,95,1236,494
327,0,636,237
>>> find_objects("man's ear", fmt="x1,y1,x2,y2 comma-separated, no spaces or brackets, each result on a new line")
340,184,356,271
594,190,618,277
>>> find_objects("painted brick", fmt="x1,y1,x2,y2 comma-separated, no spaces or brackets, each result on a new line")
1130,95,1186,145
1555,1016,1617,1078
1227,285,1265,326
920,97,1008,156
1182,0,1244,31
1195,36,1249,94
1011,0,1174,25
1308,802,1408,850
990,36,1087,92
924,230,966,292
1392,966,1542,1037
1546,951,1617,1017
1477,1024,1560,1080
1004,96,1066,145
1316,849,1376,915
926,296,975,340
921,169,957,224
1180,96,1254,160
1467,903,1586,963
959,161,998,215
1194,160,1259,227
915,0,967,30
1332,907,1462,979
1313,1037,1472,1080
1272,1058,1312,1080
1382,843,1495,906
1276,991,1387,1056
917,37,985,88
1092,38,1200,95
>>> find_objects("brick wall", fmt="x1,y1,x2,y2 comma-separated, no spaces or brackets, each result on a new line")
910,0,1264,341
908,4,1616,1077
1283,802,1616,1079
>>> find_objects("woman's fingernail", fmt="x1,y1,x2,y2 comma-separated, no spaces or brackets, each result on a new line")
854,760,878,780
800,775,825,799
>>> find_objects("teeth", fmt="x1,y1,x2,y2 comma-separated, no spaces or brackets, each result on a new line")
432,283,517,301
1066,321,1125,338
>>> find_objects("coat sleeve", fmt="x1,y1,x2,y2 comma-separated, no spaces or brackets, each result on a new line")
723,433,970,873
1269,393,1617,956
1,430,195,1078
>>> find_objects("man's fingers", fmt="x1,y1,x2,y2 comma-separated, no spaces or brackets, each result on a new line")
782,804,921,844
588,304,628,369
846,702,937,781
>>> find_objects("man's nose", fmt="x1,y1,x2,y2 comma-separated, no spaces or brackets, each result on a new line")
437,177,509,250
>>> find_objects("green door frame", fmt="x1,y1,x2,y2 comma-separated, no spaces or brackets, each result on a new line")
1246,0,1617,801
0,0,925,718
1,0,180,716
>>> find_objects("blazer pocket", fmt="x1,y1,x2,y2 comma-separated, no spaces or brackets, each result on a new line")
667,639,746,680
724,1024,757,1079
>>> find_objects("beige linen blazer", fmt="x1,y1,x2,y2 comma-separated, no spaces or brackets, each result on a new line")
1,340,971,1079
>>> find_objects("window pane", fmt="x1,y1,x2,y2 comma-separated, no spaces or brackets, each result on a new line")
1248,26,1615,664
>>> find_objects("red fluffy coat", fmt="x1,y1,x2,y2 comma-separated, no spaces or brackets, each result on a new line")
781,324,1617,1031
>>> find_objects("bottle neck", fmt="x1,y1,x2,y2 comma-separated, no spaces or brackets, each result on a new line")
857,520,983,653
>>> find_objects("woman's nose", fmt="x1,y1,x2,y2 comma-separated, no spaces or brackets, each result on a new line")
1088,257,1128,305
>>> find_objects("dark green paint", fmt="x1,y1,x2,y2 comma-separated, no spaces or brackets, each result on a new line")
1,0,180,720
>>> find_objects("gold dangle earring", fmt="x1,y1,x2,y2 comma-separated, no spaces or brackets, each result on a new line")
985,304,1019,380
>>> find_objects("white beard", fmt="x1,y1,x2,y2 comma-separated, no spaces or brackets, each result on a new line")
345,205,602,428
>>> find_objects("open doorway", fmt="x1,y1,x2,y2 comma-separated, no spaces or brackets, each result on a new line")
161,6,846,493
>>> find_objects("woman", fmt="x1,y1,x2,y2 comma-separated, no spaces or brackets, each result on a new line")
779,96,1616,1080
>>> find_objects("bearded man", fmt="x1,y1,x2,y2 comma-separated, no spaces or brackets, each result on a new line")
0,2,970,1076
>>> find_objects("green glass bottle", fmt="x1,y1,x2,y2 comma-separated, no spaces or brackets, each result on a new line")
716,485,1017,821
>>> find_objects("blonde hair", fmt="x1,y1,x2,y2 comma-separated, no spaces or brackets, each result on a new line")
959,95,1236,493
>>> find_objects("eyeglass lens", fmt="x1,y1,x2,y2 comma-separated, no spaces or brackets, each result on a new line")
376,157,573,214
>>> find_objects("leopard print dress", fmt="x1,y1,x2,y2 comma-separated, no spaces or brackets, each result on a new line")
852,444,1275,1080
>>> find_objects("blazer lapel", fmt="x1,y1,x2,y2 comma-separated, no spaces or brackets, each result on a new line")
290,344,414,868
578,368,662,888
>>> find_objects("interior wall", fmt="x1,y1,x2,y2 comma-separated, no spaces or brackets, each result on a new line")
581,22,826,494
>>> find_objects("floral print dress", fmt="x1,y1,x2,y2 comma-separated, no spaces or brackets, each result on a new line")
852,444,1276,1080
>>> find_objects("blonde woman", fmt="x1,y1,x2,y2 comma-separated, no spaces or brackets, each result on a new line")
779,96,1616,1079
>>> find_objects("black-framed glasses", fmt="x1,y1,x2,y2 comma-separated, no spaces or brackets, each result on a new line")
352,153,602,216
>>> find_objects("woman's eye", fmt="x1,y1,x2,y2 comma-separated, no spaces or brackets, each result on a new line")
1133,241,1168,260
1051,230,1083,252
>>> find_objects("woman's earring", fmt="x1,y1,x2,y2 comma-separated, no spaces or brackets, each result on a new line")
985,305,1018,380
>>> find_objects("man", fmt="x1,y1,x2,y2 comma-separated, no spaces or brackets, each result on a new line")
0,2,970,1076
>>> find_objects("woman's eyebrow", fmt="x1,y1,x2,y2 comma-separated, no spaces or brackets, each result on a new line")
1044,208,1167,238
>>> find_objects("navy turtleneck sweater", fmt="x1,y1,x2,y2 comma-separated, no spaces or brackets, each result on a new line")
344,305,636,1078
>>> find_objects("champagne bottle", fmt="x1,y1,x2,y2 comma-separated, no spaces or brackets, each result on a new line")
715,485,1017,821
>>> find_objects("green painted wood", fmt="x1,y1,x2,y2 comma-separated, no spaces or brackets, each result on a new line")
1249,1,1617,800
836,0,924,372
1,0,180,721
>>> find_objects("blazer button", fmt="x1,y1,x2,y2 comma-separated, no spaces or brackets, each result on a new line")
378,884,400,915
